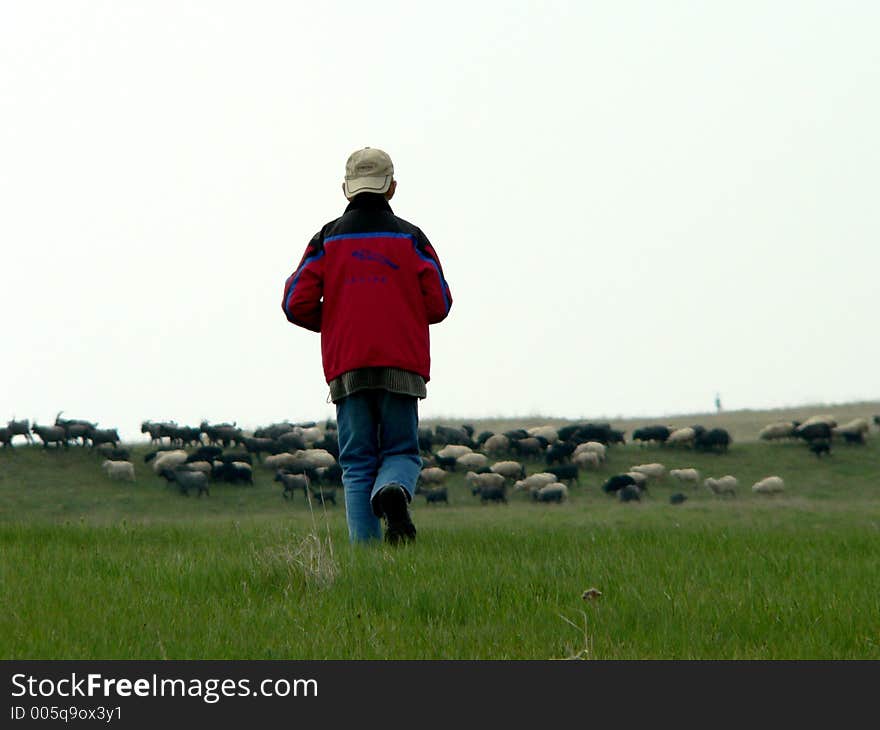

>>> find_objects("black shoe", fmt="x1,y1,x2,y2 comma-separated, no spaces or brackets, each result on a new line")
374,484,417,545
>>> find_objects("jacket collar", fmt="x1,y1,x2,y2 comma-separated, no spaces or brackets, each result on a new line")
345,193,393,214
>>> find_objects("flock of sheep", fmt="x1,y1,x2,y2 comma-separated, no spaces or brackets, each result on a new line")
3,411,877,508
411,420,813,506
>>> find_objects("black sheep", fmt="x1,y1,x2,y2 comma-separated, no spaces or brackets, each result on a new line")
545,441,575,466
808,440,831,458
694,427,731,453
669,493,688,505
602,474,637,494
546,464,580,486
795,423,832,443
422,487,448,504
632,426,671,445
618,484,641,502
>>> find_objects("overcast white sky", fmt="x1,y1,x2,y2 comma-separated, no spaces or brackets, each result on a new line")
3,1,878,441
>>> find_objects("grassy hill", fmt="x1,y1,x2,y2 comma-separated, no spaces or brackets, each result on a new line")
1,404,879,659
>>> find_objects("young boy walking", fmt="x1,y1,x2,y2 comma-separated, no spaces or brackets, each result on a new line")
282,147,452,544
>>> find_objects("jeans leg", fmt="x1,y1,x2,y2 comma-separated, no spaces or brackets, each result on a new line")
371,392,423,512
336,392,382,543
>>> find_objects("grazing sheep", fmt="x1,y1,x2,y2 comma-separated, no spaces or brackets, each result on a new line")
573,441,606,462
466,471,506,492
797,415,837,430
418,466,448,485
759,422,797,441
482,434,510,456
618,484,642,502
532,482,568,503
632,425,671,445
546,464,580,486
602,473,637,494
490,460,526,481
264,452,302,470
669,493,687,505
213,460,253,485
151,450,189,474
422,486,448,505
669,468,700,486
752,476,785,495
434,425,474,447
795,423,833,443
545,441,576,465
808,440,831,458
296,448,337,469
630,463,666,481
456,452,489,470
528,425,559,443
573,451,601,469
694,427,732,453
275,470,309,500
513,472,558,493
313,463,343,486
101,460,135,482
184,460,213,476
510,437,545,459
0,426,11,448
704,475,738,497
437,444,473,460
665,427,696,447
833,418,870,439
624,471,649,489
160,466,210,497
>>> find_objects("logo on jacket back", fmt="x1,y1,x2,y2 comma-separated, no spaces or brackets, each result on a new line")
351,249,399,270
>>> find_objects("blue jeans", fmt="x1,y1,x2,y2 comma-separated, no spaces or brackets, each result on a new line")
335,390,422,543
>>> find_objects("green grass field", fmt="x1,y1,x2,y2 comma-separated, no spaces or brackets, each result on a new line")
1,411,879,659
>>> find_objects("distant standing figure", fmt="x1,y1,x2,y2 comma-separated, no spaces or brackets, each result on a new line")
282,147,453,545
715,393,723,413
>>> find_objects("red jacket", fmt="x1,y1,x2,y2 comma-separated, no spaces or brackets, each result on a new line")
282,194,452,383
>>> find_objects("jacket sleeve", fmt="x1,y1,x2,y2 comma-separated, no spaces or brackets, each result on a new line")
414,232,452,324
282,233,325,332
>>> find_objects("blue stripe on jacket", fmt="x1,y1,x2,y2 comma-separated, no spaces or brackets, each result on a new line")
411,240,450,314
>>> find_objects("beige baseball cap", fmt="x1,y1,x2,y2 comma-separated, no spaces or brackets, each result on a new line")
343,147,394,197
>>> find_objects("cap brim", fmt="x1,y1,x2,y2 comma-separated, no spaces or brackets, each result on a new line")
344,175,392,197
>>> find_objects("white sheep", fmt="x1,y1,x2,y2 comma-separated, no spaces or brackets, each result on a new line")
102,460,135,482
456,452,489,470
833,418,869,436
264,452,301,470
665,427,696,447
528,425,559,443
490,460,525,480
669,468,700,485
573,441,606,462
532,482,568,503
573,451,601,469
437,444,473,460
704,475,738,496
298,448,336,469
418,466,448,485
300,426,323,444
752,476,785,494
796,415,837,431
152,449,189,474
466,471,506,491
513,472,558,493
625,471,649,488
184,460,213,477
759,422,796,441
630,463,666,480
482,434,510,455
